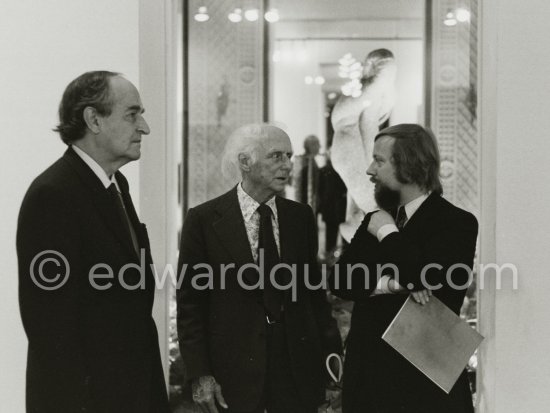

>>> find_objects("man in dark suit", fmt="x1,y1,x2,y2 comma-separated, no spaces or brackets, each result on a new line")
330,124,478,413
318,156,347,254
17,71,169,413
177,124,342,413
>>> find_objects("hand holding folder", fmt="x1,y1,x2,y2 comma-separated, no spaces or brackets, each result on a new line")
382,295,483,393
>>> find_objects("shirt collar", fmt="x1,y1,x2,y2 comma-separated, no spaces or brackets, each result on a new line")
402,192,431,220
72,145,118,190
237,183,278,222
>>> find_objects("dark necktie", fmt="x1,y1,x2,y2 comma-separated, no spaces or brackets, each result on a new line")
257,203,282,321
395,206,408,230
108,183,140,256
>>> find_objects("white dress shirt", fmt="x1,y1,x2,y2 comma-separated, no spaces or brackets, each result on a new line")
237,183,280,263
371,192,431,296
72,145,119,190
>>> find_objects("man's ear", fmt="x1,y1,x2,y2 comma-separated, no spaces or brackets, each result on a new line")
238,153,251,172
83,106,101,134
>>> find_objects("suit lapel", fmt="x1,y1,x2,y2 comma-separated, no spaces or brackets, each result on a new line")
115,171,143,260
63,147,140,260
400,192,442,238
212,188,255,267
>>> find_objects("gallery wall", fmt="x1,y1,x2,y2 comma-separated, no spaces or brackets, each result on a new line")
0,1,140,410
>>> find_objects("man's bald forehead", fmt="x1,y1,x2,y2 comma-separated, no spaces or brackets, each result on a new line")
263,125,289,140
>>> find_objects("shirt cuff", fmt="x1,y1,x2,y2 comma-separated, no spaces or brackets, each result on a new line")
370,275,392,296
377,224,398,242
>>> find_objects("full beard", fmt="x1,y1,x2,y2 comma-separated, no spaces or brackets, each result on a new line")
374,183,400,211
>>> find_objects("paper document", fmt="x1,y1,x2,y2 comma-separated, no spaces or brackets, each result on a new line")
382,296,483,393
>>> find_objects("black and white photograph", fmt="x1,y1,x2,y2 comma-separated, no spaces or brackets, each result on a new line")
1,0,548,412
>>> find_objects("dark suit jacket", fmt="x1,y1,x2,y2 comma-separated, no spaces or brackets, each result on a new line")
17,147,169,413
318,162,347,225
177,187,342,412
330,193,478,413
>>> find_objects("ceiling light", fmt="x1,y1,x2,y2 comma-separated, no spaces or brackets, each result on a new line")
341,83,352,96
444,10,457,26
341,78,362,97
244,8,259,22
194,6,210,22
338,53,364,85
338,53,355,66
314,76,326,85
272,50,281,62
455,8,471,22
349,70,362,79
444,17,457,26
304,76,314,85
339,67,350,78
264,8,280,23
228,8,243,23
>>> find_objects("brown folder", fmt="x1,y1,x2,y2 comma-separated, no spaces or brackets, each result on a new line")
382,295,483,393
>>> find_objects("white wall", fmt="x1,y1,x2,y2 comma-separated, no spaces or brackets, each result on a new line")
138,0,183,387
0,1,140,410
478,0,550,412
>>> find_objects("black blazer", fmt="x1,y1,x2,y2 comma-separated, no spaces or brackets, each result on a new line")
331,193,478,413
17,147,169,413
177,187,342,412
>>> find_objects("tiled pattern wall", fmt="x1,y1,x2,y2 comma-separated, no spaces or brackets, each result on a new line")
431,0,479,216
187,0,266,208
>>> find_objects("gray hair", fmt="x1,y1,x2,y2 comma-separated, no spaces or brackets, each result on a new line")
221,123,287,181
54,71,120,144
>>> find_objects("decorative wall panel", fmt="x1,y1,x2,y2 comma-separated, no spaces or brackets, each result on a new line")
187,0,265,208
430,0,478,215
429,1,479,400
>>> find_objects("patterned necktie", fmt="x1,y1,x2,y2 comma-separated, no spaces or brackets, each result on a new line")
257,203,282,321
108,183,140,256
395,206,408,230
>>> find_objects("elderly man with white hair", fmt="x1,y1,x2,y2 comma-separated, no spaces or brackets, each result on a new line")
177,123,342,413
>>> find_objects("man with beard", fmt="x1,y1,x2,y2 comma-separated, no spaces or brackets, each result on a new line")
330,124,478,413
177,123,342,413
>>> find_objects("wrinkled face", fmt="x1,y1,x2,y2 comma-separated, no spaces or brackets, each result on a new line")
96,76,150,167
244,127,293,201
367,135,401,210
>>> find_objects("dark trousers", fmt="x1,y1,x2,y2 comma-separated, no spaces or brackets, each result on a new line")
226,321,317,413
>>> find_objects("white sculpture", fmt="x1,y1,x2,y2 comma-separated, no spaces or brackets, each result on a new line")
331,49,397,239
